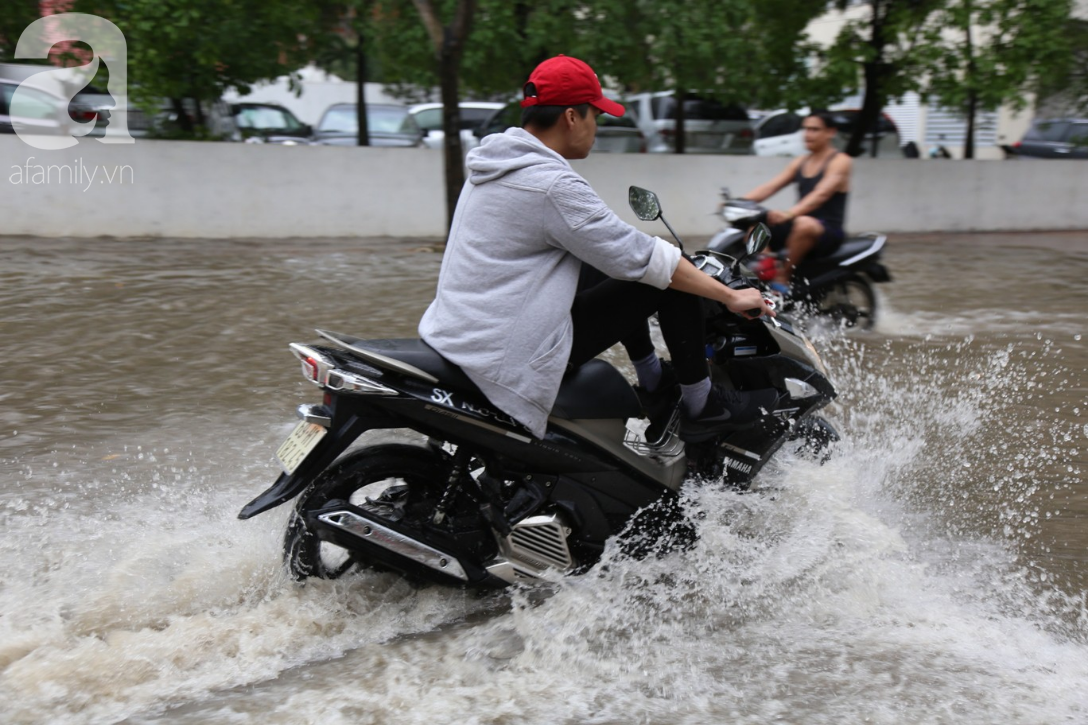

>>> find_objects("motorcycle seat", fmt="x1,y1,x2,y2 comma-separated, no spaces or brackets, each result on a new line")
553,359,642,420
317,332,642,421
816,233,886,267
319,334,484,394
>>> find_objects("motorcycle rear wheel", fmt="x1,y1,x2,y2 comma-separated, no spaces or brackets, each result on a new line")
283,444,450,581
816,274,876,330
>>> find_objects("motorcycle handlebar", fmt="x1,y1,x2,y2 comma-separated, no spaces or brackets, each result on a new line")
721,200,769,227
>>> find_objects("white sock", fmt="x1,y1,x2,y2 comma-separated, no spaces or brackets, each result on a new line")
632,352,663,391
680,378,711,417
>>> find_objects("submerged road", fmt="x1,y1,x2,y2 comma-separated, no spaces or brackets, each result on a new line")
1,231,1086,724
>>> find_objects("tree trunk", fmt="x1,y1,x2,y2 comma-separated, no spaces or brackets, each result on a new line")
356,40,370,147
847,62,887,158
171,97,193,134
963,2,976,160
846,1,887,158
674,88,686,154
964,89,977,160
439,39,466,230
192,98,206,130
412,0,476,233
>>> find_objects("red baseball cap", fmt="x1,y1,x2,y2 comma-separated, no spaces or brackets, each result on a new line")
520,55,625,117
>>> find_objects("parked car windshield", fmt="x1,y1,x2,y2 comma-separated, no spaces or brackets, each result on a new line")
236,106,303,132
460,106,499,130
599,103,638,128
319,105,418,135
757,112,803,139
1,82,59,120
650,95,748,122
1024,120,1072,142
414,106,498,133
1069,122,1088,146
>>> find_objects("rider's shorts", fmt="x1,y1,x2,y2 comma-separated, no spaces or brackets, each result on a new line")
769,218,845,257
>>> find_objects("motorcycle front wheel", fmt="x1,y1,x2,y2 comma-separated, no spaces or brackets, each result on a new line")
816,274,876,330
283,444,451,581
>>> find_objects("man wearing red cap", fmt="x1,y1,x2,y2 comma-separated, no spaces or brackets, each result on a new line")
420,55,776,442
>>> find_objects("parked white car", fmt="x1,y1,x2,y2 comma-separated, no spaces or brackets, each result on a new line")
753,108,902,158
0,78,78,137
625,91,753,154
408,102,504,151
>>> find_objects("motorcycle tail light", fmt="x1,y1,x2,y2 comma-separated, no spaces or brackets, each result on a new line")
289,343,335,387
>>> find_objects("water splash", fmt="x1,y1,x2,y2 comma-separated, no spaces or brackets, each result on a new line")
2,237,1086,723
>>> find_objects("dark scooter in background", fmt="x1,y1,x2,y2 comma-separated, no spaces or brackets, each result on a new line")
238,186,838,590
709,189,892,330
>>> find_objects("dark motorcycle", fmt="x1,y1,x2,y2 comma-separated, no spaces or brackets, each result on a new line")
709,190,891,330
238,186,838,588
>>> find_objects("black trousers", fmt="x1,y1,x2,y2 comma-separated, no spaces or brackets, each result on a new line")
569,265,708,385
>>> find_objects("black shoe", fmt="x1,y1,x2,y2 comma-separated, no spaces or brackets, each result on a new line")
635,360,679,445
679,384,780,443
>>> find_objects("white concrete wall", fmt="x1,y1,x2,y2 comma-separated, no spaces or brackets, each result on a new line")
2,135,1086,239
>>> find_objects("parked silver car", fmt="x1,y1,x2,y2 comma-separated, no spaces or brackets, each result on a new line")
408,101,504,151
312,104,424,147
626,91,753,154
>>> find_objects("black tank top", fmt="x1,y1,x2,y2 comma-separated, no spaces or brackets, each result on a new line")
795,151,847,230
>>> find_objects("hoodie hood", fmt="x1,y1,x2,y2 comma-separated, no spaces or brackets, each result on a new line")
466,127,571,185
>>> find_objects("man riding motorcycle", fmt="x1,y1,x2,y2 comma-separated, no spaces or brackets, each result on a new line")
740,110,852,294
419,55,777,443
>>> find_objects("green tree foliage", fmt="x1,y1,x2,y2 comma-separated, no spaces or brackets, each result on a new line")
922,0,1074,158
364,0,551,100
818,0,945,157
0,0,49,62
365,0,823,153
71,0,321,134
1038,17,1088,113
525,0,826,152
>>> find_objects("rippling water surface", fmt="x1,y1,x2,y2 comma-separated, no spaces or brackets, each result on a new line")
1,232,1086,724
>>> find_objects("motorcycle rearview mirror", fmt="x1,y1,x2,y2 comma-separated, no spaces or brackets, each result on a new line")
747,222,772,257
628,185,685,253
628,186,660,221
731,222,772,273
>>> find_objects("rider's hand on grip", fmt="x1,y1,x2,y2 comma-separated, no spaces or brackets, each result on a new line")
745,296,776,318
728,287,776,320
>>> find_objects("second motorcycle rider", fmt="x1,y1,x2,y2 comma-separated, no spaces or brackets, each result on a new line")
419,54,777,443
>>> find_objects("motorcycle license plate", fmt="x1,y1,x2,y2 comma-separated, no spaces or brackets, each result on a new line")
276,421,327,474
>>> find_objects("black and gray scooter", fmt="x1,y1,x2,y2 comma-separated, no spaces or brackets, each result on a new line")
710,190,892,330
238,187,838,589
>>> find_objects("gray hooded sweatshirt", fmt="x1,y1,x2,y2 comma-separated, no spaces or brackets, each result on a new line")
419,127,681,438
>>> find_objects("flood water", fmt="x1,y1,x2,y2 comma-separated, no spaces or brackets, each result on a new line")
1,231,1086,724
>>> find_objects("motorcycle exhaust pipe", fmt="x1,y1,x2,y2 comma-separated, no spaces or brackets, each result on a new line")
308,503,471,582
